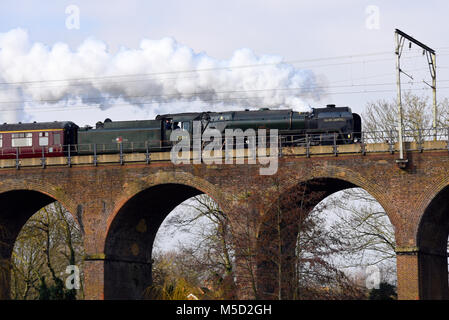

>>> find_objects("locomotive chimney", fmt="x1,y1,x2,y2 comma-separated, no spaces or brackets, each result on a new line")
326,104,336,108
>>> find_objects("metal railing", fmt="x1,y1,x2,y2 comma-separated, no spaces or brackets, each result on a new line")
1,127,448,169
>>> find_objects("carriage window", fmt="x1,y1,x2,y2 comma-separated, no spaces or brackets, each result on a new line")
12,132,32,147
53,133,61,145
39,132,49,146
0,134,2,148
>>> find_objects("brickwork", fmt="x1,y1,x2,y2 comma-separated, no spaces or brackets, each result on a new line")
0,148,447,299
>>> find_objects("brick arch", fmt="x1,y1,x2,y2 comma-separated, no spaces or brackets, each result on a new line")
254,169,397,299
412,176,449,243
387,174,449,252
417,179,449,248
414,182,449,299
279,165,398,228
103,171,228,300
0,180,78,223
107,170,228,234
0,182,80,299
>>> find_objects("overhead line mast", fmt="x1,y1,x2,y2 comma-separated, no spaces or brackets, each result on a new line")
394,29,436,168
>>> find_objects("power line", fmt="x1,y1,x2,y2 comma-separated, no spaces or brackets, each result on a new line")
0,48,446,115
0,57,432,98
3,76,449,107
0,85,448,114
0,51,446,91
0,51,434,89
0,81,412,106
0,50,392,85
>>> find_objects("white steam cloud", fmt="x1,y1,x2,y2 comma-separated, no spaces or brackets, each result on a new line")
0,28,325,123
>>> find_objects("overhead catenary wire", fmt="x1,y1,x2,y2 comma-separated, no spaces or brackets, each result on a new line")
2,50,448,90
0,85,448,114
0,50,395,86
0,48,447,115
0,48,444,108
0,78,448,107
0,76,445,114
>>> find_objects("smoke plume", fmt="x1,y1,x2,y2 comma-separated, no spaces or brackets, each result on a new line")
0,28,325,122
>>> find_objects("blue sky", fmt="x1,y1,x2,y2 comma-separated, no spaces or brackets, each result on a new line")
0,0,448,125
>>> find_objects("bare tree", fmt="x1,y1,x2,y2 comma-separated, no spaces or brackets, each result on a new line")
363,91,449,142
145,250,208,300
153,194,237,299
323,92,449,287
10,202,84,300
232,174,365,300
151,172,369,300
325,189,397,285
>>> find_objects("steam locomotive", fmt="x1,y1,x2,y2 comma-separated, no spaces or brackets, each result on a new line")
0,104,361,159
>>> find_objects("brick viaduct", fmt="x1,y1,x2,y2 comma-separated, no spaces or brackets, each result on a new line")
0,141,448,300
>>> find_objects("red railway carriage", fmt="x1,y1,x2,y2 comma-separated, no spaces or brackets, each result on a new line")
0,121,78,159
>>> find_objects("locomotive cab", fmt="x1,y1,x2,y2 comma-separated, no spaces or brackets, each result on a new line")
156,112,208,146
